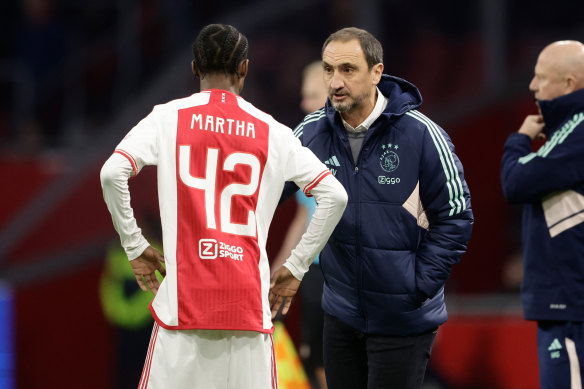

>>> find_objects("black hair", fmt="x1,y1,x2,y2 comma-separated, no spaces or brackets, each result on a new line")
322,27,383,69
192,24,249,78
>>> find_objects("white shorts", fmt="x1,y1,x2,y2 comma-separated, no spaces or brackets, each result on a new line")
138,323,278,389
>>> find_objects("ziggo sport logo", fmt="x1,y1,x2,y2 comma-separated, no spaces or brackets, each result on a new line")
198,239,244,261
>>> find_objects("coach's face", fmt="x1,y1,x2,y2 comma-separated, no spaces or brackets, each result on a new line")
322,39,382,114
530,49,567,101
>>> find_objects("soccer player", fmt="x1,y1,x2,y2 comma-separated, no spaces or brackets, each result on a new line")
100,24,347,389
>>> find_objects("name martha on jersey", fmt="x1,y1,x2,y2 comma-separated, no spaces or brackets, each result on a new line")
191,113,256,139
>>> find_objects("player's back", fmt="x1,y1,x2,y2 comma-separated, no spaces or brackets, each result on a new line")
116,89,327,333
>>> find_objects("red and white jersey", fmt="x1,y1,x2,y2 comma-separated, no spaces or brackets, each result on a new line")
108,90,332,333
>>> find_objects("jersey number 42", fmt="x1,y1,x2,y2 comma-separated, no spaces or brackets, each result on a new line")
178,145,260,237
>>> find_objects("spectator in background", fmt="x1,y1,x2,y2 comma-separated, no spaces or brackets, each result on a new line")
15,0,67,147
501,40,584,389
101,23,347,389
274,60,329,389
300,61,329,116
280,27,473,389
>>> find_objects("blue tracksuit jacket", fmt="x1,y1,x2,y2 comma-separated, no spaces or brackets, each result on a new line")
284,74,473,335
501,88,584,322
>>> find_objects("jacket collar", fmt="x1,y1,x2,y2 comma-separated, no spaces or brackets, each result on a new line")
538,88,584,135
341,87,389,133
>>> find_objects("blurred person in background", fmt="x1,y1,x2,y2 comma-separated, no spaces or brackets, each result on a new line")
100,209,161,389
100,23,347,389
300,61,329,115
280,27,473,389
15,0,67,148
274,60,329,389
501,40,584,389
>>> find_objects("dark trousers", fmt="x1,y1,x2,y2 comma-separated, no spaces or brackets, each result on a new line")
537,320,584,389
323,312,436,389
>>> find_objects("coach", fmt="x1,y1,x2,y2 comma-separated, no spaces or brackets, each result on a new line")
280,27,474,389
501,40,584,388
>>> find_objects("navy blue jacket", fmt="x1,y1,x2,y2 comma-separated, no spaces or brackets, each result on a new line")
284,75,473,335
501,88,584,321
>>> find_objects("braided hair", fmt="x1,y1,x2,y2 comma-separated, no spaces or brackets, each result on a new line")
192,24,249,79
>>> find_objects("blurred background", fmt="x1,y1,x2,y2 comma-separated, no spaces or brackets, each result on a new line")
1,0,583,387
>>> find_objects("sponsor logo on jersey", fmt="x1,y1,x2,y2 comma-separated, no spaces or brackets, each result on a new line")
199,239,218,259
198,239,244,261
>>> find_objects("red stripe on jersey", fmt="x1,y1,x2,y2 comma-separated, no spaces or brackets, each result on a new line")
303,170,331,197
114,149,138,176
174,89,268,331
139,323,159,388
271,334,278,389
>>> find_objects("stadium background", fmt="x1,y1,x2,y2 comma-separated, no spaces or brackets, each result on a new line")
1,0,583,387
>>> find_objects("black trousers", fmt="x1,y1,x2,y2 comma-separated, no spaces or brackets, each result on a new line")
323,312,436,389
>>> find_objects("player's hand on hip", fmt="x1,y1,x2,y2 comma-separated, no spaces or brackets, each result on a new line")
130,245,166,295
269,266,301,319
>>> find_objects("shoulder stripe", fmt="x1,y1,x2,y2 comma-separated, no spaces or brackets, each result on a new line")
303,170,331,197
114,149,138,176
305,108,326,120
293,109,326,139
519,112,584,164
406,110,466,216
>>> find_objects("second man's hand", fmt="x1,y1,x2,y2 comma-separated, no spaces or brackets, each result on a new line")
518,114,546,141
269,265,301,319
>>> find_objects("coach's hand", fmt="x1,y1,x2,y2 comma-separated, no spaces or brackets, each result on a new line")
269,266,301,319
518,114,546,140
130,245,166,295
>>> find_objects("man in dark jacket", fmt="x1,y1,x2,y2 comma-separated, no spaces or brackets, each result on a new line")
274,27,473,389
501,40,584,389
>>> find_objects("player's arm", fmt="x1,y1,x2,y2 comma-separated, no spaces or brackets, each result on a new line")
269,135,347,317
270,175,346,317
100,153,165,294
270,199,309,275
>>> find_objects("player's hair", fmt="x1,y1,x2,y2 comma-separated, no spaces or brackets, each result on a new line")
192,24,249,78
322,27,383,69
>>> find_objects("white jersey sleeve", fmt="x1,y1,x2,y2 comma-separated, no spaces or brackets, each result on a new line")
274,125,347,280
100,106,162,260
283,174,346,280
100,153,150,260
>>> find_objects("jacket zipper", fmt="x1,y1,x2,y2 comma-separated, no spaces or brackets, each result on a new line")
353,136,368,330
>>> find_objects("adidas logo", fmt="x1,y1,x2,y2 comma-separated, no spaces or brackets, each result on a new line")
548,338,563,351
324,156,341,167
